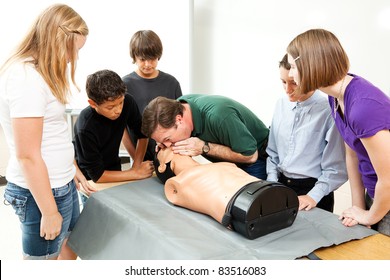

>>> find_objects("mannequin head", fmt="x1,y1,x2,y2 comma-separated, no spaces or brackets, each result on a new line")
154,148,175,183
154,147,200,184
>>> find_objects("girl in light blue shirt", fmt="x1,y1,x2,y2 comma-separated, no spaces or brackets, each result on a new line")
266,54,347,212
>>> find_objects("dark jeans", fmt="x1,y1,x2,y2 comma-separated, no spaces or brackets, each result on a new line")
239,158,267,180
279,173,334,212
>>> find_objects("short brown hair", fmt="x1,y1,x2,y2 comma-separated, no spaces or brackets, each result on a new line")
129,30,163,64
141,97,183,137
287,29,349,95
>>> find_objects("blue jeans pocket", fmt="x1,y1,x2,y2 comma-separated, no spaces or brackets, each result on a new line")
52,183,71,199
4,190,28,223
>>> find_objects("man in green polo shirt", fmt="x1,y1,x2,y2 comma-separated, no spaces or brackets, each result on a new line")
141,94,269,179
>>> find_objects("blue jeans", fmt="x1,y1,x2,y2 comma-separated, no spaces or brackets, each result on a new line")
240,158,267,180
79,191,89,205
3,180,80,259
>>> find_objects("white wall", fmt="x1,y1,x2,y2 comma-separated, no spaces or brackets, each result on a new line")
192,0,390,126
0,0,192,109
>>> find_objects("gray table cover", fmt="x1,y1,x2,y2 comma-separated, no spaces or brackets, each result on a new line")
68,177,376,260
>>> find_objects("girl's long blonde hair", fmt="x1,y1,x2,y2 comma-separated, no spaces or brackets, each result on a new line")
1,4,89,104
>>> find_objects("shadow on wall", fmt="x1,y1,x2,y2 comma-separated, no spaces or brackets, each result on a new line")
192,2,215,94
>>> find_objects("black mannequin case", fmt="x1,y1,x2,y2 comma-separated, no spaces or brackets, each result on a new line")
223,181,299,240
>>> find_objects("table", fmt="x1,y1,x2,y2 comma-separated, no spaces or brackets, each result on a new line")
68,178,385,260
314,233,390,260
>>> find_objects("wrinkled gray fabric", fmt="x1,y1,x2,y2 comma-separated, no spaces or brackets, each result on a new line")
68,177,376,260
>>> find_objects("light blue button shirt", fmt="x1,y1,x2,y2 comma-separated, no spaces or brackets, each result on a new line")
266,90,348,202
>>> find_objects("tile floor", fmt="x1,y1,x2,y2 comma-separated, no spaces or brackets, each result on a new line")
0,180,352,260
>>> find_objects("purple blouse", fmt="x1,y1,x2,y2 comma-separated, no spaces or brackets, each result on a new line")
329,74,390,198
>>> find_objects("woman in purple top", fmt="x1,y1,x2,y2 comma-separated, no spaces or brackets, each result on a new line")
286,28,390,236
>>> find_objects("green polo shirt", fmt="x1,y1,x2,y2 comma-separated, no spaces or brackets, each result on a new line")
178,94,269,158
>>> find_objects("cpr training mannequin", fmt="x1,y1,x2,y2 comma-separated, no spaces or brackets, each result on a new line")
154,147,299,239
156,147,258,223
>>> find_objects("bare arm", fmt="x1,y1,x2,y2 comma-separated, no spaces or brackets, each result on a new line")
360,130,390,224
172,137,258,164
345,144,366,209
94,163,153,183
341,130,390,227
339,144,366,227
12,117,62,240
132,138,149,167
94,137,152,183
73,160,96,196
121,128,136,160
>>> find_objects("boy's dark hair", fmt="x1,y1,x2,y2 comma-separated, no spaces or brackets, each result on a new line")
129,30,163,63
86,69,126,105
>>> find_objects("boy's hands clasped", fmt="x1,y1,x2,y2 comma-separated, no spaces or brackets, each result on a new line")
130,160,154,179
